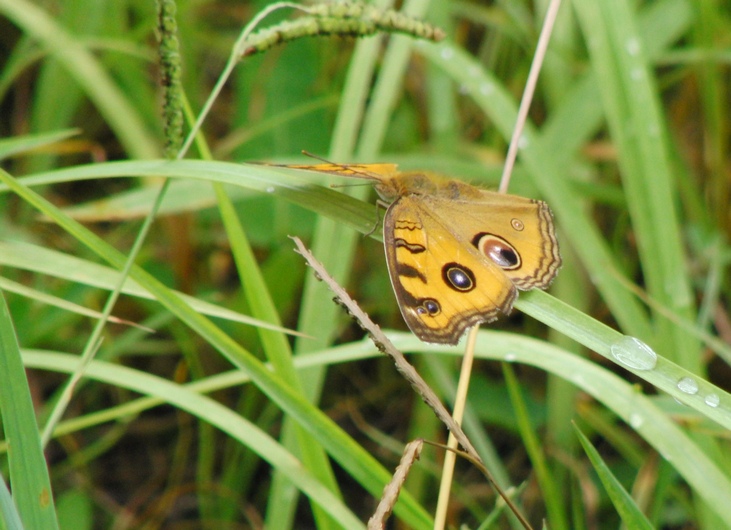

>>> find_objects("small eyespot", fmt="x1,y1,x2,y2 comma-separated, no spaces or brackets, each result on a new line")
442,263,475,292
511,218,524,231
422,299,441,316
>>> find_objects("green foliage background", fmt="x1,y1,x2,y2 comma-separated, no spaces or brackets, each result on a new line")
0,0,730,529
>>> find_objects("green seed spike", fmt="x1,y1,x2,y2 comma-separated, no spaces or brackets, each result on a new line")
240,2,446,58
156,0,184,158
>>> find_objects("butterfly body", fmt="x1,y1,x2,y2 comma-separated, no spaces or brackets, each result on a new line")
287,162,561,344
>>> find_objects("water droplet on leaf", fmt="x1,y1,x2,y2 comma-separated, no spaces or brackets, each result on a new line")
677,377,699,395
704,394,720,408
609,336,657,370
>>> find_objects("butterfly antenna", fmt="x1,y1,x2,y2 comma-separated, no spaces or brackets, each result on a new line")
301,150,333,164
330,182,373,189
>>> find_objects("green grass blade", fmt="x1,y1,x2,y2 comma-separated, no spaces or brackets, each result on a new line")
215,182,342,530
358,4,430,156
0,130,79,160
0,472,24,530
377,331,731,524
0,239,300,336
574,425,653,530
264,19,386,530
0,0,157,159
0,290,59,529
0,160,378,235
21,351,364,529
504,364,568,530
517,290,731,432
572,0,700,371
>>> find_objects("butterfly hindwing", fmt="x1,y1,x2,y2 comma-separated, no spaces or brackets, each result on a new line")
383,196,518,344
425,190,561,291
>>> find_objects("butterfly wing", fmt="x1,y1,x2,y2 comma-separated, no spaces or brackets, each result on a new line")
282,163,399,181
430,190,561,290
383,196,517,344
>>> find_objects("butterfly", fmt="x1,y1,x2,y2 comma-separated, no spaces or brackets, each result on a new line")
286,161,561,344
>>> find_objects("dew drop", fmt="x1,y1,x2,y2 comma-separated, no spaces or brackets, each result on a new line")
440,46,454,60
479,82,494,96
625,38,640,56
677,377,699,395
629,413,643,429
631,68,644,81
504,352,517,362
704,393,720,408
265,186,276,193
518,135,529,149
609,336,657,370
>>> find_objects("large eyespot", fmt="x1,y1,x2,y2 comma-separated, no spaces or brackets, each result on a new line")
442,263,476,292
472,233,521,270
416,298,441,316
